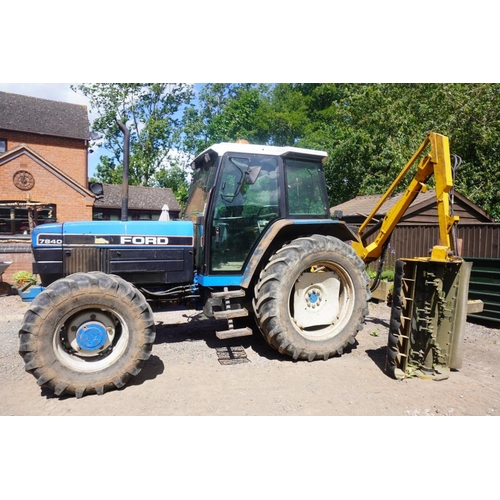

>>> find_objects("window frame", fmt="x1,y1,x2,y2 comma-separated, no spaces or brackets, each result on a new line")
0,203,56,235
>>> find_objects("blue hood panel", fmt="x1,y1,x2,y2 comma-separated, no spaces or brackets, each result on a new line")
33,220,194,248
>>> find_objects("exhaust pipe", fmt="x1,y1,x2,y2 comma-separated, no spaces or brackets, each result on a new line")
116,119,130,221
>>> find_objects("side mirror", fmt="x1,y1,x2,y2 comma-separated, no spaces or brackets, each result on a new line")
245,166,261,185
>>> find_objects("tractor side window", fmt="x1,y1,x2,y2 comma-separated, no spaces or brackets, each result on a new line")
285,159,328,217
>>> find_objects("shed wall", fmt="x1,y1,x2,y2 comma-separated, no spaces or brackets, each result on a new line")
365,224,500,269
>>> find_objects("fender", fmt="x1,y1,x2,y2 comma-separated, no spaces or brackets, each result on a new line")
240,218,360,288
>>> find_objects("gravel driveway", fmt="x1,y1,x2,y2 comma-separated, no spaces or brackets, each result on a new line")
1,293,499,416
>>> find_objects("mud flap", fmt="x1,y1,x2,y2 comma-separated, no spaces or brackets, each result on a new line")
386,258,472,380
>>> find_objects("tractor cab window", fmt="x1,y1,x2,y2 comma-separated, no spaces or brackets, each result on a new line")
210,154,280,272
285,158,328,217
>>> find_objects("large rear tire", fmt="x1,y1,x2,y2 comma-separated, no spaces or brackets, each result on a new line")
19,272,156,398
253,235,370,361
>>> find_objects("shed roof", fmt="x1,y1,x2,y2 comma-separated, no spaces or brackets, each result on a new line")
94,183,181,212
331,190,438,218
0,91,89,140
330,189,494,223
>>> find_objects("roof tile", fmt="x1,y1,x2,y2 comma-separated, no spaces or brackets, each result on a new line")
0,91,89,140
94,183,181,211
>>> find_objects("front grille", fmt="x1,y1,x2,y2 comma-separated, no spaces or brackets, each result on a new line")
64,247,110,276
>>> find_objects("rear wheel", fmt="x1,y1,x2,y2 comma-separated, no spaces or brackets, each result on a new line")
253,235,369,361
19,272,155,398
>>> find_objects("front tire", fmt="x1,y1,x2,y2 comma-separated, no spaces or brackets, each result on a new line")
253,235,370,361
19,272,156,398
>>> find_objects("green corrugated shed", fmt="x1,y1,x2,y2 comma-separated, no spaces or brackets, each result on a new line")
465,257,500,324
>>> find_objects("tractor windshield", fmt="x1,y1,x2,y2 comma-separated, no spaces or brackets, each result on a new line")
183,155,218,220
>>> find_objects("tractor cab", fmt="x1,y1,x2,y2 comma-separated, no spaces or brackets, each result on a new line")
183,142,330,279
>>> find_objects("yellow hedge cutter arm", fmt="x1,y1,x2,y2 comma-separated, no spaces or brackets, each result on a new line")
351,132,472,381
352,132,460,263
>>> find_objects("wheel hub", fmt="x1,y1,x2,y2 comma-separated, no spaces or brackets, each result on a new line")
293,272,340,329
306,290,321,307
64,310,116,357
76,322,108,351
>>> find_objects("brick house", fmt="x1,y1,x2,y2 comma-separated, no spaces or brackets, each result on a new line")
0,91,95,284
0,91,183,287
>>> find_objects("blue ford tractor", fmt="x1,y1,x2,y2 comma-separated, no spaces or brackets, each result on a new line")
18,133,471,397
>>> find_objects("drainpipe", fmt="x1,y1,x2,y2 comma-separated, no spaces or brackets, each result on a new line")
116,120,130,221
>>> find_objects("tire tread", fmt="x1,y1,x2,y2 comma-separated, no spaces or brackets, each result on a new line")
18,271,156,398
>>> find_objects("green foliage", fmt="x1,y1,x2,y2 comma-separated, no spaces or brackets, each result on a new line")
77,83,500,221
307,83,500,220
366,268,394,282
73,83,193,204
155,162,189,207
13,271,37,287
181,84,272,154
380,269,395,282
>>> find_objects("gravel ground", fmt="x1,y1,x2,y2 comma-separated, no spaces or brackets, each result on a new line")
1,293,499,416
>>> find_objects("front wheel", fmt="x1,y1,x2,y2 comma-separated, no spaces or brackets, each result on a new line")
19,272,156,398
253,235,370,361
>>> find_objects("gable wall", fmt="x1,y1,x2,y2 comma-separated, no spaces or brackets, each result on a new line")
399,199,491,225
0,129,87,186
0,114,91,286
0,153,93,221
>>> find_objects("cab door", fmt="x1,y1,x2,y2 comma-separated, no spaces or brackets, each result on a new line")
208,154,281,273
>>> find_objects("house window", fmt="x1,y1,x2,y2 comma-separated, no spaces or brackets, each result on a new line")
93,209,159,221
0,204,56,235
0,139,6,153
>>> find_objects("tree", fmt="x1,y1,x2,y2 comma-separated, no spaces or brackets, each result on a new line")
72,83,194,197
181,83,271,155
263,83,500,220
83,82,498,220
439,84,500,220
154,154,190,207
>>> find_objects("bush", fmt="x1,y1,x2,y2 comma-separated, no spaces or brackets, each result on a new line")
379,269,395,282
366,268,394,282
13,271,37,288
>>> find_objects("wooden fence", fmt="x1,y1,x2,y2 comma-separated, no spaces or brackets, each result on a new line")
379,223,500,268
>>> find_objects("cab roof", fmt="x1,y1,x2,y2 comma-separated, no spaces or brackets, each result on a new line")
195,142,328,163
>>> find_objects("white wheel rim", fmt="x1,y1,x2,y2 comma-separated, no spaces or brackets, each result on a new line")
289,262,355,341
53,305,130,373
